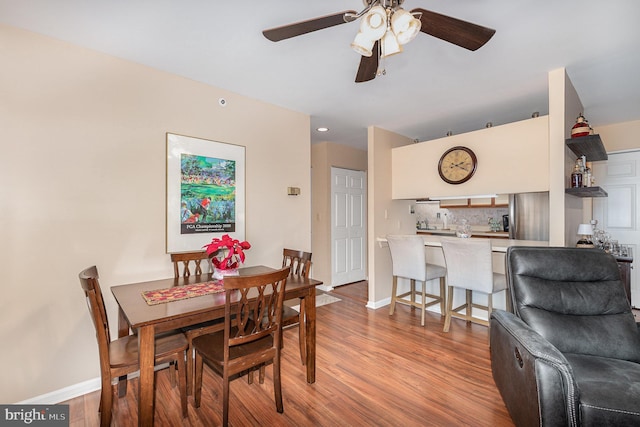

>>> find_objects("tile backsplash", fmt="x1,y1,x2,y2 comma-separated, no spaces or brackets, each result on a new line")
414,202,508,230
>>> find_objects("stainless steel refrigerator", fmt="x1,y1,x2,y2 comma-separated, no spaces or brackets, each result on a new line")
508,192,550,241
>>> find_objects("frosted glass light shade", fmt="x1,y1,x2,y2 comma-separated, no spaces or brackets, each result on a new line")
381,30,402,57
391,10,421,45
351,31,376,56
360,6,387,41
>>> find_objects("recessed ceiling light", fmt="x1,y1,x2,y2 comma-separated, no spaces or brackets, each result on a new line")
316,127,329,132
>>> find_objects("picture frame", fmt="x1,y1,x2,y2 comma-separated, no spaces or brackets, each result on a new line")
166,133,245,253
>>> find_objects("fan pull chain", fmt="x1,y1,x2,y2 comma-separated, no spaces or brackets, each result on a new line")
376,41,386,77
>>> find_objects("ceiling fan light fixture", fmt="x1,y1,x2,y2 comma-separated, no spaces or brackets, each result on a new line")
381,29,402,58
351,31,375,56
391,9,421,45
360,5,387,40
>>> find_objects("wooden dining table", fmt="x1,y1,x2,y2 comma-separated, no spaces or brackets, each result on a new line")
110,265,322,427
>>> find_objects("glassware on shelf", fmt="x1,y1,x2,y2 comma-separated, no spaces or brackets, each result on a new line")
610,240,620,256
571,163,583,188
456,219,472,238
603,233,612,253
593,230,605,250
620,245,630,257
591,220,603,249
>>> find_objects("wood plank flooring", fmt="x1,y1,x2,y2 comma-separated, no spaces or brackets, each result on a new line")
330,281,368,304
63,284,514,426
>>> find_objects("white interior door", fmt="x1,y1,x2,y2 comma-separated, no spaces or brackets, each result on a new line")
331,167,366,287
592,150,639,307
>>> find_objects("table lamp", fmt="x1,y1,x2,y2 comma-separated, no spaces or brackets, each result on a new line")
576,223,594,248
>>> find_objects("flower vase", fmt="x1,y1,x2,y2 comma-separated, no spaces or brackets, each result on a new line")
213,267,240,280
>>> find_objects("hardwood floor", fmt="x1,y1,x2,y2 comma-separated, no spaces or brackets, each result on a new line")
63,291,514,426
330,280,368,304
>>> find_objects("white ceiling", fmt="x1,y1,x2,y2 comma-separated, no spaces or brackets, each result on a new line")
2,0,639,151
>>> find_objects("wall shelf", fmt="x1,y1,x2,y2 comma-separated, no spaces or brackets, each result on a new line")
565,187,608,197
566,134,608,161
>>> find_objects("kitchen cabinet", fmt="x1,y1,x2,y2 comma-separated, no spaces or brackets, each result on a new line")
469,197,493,207
565,134,608,198
439,199,470,208
494,194,509,206
439,195,509,209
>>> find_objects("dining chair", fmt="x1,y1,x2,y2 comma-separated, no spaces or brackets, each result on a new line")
79,266,188,426
439,237,507,332
386,235,447,326
192,266,291,427
170,251,223,395
170,250,210,277
281,248,312,365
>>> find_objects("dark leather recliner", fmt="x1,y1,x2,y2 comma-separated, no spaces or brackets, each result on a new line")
490,246,640,427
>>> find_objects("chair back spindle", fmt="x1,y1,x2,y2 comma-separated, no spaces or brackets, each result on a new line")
282,248,312,277
171,251,210,277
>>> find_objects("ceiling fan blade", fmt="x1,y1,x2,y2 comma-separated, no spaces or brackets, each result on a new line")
411,8,496,51
355,41,379,83
263,10,357,42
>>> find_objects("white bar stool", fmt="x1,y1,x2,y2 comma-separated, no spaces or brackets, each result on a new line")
386,235,447,326
440,237,507,332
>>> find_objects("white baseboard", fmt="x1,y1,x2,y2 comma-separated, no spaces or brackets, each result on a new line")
367,297,391,309
19,378,100,404
18,363,174,404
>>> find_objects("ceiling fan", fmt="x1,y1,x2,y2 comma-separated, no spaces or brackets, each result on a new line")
262,0,496,83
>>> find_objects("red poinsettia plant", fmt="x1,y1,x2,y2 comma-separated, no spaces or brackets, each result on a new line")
203,234,251,270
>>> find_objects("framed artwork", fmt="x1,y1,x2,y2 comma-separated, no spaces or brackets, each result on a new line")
166,133,245,253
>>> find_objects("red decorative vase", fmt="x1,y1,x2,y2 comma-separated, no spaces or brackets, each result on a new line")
571,114,590,138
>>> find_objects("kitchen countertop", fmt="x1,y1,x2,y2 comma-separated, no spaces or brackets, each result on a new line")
416,228,510,238
378,235,549,253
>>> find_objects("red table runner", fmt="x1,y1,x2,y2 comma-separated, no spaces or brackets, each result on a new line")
142,281,224,305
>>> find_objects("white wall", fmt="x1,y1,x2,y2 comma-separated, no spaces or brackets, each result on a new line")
548,68,588,246
598,119,640,153
311,142,367,287
391,117,550,199
367,127,415,307
0,24,311,403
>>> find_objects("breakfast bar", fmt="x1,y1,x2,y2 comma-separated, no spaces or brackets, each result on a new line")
378,235,550,314
377,235,550,252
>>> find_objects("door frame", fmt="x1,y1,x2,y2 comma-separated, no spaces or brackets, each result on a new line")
330,167,367,289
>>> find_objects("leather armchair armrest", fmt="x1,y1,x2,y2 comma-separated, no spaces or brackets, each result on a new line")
490,310,580,427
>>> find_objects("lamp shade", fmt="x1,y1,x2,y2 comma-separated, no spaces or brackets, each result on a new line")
360,6,387,41
391,9,422,45
577,224,593,236
351,31,376,56
381,30,402,57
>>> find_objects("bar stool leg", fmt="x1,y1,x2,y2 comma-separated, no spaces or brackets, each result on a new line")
439,277,446,316
420,280,426,326
411,279,416,308
390,276,398,315
443,286,455,332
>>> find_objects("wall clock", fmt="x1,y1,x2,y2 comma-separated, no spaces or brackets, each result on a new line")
438,146,477,184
